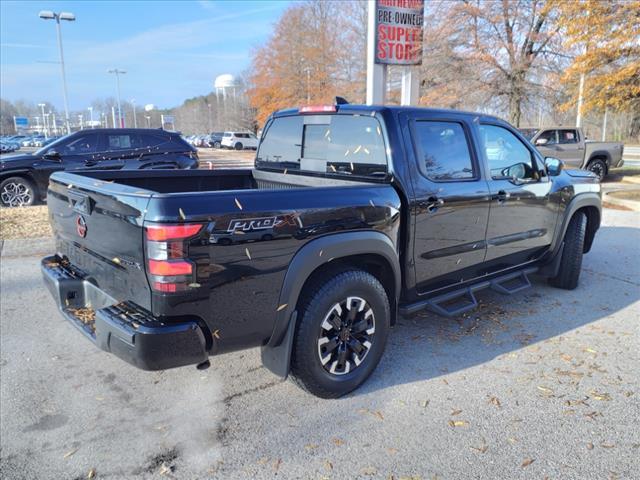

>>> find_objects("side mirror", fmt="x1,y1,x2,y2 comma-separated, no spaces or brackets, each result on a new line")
545,157,563,176
535,138,548,146
44,149,61,160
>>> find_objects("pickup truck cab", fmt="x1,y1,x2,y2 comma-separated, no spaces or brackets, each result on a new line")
520,126,624,180
0,128,198,207
42,104,601,398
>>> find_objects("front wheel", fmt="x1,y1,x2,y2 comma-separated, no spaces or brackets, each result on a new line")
548,212,587,290
587,159,607,181
0,176,37,207
290,269,390,398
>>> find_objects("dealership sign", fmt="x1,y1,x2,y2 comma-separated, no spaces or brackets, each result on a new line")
375,0,424,65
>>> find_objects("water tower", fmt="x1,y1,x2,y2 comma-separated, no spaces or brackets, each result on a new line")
214,74,238,101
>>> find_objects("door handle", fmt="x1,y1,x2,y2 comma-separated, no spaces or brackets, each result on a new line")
425,196,444,213
496,190,510,203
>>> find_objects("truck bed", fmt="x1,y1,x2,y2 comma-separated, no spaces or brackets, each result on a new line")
45,167,402,359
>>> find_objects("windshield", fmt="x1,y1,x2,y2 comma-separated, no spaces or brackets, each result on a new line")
35,132,73,155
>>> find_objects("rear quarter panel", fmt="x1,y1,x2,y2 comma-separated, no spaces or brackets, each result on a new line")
146,183,402,354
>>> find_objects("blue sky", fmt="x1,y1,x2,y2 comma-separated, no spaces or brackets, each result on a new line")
0,0,291,110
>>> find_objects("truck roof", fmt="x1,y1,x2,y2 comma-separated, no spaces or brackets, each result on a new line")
272,104,506,124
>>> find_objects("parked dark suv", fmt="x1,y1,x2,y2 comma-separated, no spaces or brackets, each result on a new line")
0,128,198,207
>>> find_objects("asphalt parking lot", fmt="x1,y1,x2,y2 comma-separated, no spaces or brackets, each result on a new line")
1,208,639,480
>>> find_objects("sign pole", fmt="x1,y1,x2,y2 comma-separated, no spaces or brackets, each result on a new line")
400,67,419,106
366,0,386,105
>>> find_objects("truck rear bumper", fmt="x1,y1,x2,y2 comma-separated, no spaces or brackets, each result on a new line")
41,255,208,371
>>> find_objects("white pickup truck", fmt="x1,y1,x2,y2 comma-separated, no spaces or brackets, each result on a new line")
519,127,624,180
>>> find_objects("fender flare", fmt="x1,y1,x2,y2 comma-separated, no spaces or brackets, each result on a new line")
260,230,401,378
549,192,601,257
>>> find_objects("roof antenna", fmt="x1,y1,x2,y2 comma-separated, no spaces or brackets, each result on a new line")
335,96,349,105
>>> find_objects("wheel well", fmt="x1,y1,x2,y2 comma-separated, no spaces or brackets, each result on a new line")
576,206,600,253
587,155,609,173
296,254,398,325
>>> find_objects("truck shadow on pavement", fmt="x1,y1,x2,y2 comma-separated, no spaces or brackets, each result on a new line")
354,225,640,396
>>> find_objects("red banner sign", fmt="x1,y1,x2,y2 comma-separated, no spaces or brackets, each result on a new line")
375,0,424,65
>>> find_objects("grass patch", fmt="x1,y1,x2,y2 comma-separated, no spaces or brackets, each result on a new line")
0,206,52,240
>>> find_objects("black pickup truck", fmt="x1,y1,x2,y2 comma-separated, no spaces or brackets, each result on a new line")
41,104,601,398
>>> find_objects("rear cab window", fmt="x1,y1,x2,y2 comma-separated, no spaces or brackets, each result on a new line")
256,113,388,178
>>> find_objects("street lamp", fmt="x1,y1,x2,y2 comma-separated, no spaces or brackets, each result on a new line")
38,103,48,138
39,10,75,134
145,115,151,128
107,68,126,128
131,99,137,128
87,106,94,128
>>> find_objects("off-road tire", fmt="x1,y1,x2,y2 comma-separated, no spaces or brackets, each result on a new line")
548,212,587,290
587,158,607,181
0,176,37,207
290,269,390,398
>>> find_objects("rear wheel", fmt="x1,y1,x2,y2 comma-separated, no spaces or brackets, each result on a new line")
213,141,221,148
0,176,37,207
548,212,587,290
587,158,607,181
234,142,243,150
290,269,390,398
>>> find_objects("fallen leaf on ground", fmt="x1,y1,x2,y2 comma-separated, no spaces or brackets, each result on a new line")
276,303,288,312
420,400,430,408
600,443,615,449
448,420,468,427
159,463,171,475
590,390,612,401
488,396,501,407
304,444,318,451
471,445,488,453
324,460,333,470
87,469,96,479
63,449,78,459
245,248,252,260
537,386,554,395
273,458,282,472
212,329,220,339
587,442,594,450
332,438,345,446
451,409,462,416
521,458,535,467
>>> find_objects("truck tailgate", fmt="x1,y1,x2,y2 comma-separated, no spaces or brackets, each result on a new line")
47,172,153,310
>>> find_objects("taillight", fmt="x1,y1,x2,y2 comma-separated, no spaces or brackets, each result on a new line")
145,223,203,293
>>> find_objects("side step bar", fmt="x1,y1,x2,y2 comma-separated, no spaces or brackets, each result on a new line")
400,267,538,318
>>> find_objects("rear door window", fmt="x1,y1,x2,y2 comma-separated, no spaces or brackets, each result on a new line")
106,134,135,150
558,129,578,144
411,121,475,181
257,114,387,177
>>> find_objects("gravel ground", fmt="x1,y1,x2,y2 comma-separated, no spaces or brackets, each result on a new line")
1,210,639,480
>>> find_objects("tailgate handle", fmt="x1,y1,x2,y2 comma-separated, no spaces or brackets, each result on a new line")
68,190,92,214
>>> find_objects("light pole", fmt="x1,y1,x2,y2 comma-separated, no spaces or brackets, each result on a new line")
39,11,74,134
108,68,126,128
131,99,138,128
87,106,94,128
78,114,84,130
207,103,212,132
38,103,48,138
145,115,151,128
